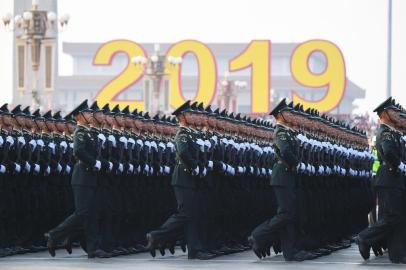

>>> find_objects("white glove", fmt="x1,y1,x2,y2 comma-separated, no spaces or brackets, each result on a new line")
136,165,141,173
119,136,128,149
128,164,134,173
318,165,324,175
398,162,406,173
238,166,244,174
0,164,5,174
69,142,74,149
29,139,37,149
6,136,14,146
59,141,68,153
14,163,21,173
127,138,135,149
208,160,213,170
159,166,163,174
149,167,154,175
48,142,56,154
17,136,25,145
108,162,113,171
108,135,117,147
150,141,157,151
167,142,175,152
261,168,266,176
193,166,199,176
201,167,207,177
221,163,227,172
249,166,254,174
24,161,31,173
65,165,71,174
0,136,3,146
97,133,106,144
164,166,170,174
36,139,44,148
56,163,62,173
94,160,101,171
136,139,143,147
144,164,150,174
46,166,50,175
158,142,166,150
34,164,40,174
118,163,123,173
196,139,205,152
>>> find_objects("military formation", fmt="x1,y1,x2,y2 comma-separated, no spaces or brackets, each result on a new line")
0,104,76,257
0,97,405,263
247,99,374,261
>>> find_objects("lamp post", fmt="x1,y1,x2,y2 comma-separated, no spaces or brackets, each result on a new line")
132,44,182,115
2,0,69,108
217,71,247,113
386,0,392,98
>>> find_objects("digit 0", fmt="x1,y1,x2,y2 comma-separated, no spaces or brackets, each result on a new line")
229,40,271,114
93,40,146,111
166,40,217,109
291,40,346,113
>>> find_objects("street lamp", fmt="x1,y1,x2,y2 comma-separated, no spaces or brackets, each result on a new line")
217,71,247,113
2,0,69,108
132,44,182,115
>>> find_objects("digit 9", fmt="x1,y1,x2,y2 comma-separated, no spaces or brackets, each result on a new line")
291,40,346,113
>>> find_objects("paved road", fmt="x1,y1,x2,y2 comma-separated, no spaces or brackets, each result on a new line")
0,245,404,270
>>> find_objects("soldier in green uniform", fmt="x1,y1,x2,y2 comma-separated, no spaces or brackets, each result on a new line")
44,100,111,258
249,99,316,261
356,97,406,263
146,100,217,260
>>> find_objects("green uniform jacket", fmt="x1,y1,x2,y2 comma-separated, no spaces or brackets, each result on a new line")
374,124,404,190
270,124,299,188
171,127,199,189
71,125,98,187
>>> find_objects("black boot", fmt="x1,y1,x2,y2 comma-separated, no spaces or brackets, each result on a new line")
44,233,56,257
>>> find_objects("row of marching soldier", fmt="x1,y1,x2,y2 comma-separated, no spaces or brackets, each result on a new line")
2,97,405,264
145,98,374,261
248,98,374,261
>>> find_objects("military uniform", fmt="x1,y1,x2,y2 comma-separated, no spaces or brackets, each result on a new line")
358,124,404,247
251,123,299,260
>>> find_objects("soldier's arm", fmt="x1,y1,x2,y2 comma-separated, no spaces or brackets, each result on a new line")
73,129,96,167
381,131,401,168
275,131,299,167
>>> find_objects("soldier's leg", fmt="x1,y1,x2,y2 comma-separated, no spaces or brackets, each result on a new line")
358,188,404,245
148,186,188,245
251,186,297,247
48,186,96,245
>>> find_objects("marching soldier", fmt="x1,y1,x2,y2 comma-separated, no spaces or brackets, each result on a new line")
45,100,111,258
356,97,406,263
146,100,216,260
249,99,316,261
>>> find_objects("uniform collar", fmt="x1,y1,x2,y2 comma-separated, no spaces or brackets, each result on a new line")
277,123,294,132
381,123,398,133
77,124,89,130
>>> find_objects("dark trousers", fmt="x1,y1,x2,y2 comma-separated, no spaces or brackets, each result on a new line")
150,186,203,254
251,186,298,259
358,187,404,246
48,185,99,254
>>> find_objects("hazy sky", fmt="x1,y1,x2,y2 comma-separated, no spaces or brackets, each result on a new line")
0,0,405,114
